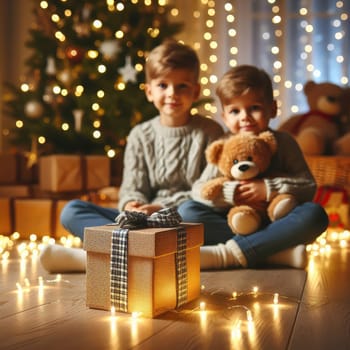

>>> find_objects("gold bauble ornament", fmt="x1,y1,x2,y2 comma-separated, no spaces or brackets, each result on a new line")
24,100,44,119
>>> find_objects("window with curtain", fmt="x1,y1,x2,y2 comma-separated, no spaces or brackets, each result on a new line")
172,0,350,128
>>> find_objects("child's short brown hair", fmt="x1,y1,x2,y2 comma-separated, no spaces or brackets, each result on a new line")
145,39,200,82
216,65,274,105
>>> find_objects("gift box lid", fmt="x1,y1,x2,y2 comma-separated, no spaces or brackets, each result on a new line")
83,223,203,258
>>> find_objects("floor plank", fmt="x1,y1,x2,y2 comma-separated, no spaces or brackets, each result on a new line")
290,247,350,350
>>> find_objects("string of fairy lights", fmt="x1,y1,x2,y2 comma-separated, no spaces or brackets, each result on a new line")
169,0,349,124
9,0,349,155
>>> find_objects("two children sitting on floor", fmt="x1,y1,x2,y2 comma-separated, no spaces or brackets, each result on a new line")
40,40,328,273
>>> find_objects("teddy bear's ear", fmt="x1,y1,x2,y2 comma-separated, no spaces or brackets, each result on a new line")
259,131,277,154
304,80,316,95
205,139,225,164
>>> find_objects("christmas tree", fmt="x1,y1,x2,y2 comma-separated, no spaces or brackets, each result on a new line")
3,0,183,156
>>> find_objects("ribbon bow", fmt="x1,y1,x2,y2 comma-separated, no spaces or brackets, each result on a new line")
115,207,182,229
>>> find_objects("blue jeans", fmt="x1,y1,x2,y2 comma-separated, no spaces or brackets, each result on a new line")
177,200,329,267
60,199,119,240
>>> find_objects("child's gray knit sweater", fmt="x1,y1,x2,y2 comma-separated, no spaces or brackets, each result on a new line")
118,114,224,211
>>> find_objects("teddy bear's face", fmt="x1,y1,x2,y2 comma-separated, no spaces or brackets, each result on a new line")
305,81,344,116
217,135,275,180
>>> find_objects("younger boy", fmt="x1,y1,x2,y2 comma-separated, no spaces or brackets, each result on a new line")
179,65,328,269
40,40,224,273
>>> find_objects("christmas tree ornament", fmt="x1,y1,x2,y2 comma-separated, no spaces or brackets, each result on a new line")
57,68,72,85
24,100,44,119
73,22,91,37
118,56,137,83
99,39,120,60
43,86,54,103
46,56,57,75
65,46,85,64
73,109,84,132
121,24,130,34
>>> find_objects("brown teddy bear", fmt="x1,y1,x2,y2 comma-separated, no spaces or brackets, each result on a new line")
201,131,297,235
279,80,344,155
333,86,350,155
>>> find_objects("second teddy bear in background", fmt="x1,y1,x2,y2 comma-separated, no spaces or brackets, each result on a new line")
279,80,345,156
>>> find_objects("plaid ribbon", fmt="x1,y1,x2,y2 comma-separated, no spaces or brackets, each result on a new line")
175,225,188,307
115,207,182,229
110,228,128,312
110,207,188,312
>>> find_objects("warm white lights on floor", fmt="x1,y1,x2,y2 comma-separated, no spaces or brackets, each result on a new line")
2,223,349,342
306,228,350,256
0,232,82,262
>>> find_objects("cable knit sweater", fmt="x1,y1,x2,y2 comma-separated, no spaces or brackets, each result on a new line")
191,129,317,209
118,114,224,211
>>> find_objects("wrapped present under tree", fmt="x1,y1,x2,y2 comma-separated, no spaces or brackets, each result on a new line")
84,208,203,318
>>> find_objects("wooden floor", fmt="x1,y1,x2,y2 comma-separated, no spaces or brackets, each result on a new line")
1,235,350,350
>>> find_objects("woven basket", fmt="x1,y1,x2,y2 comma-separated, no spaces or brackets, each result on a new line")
305,156,350,194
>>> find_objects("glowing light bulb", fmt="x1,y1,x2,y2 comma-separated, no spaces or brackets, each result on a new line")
131,311,141,319
16,282,23,292
231,320,241,339
246,310,253,322
2,251,9,261
38,276,44,288
24,278,31,288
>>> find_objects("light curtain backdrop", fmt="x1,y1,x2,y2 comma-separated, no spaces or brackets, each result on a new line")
170,0,350,129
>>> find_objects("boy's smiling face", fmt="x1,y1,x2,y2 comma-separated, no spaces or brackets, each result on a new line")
145,69,200,126
221,89,277,135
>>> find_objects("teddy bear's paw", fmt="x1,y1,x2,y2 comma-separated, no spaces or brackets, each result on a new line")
229,211,260,235
269,194,297,221
201,178,226,200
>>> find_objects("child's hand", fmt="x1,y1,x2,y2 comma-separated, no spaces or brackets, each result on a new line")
124,201,163,215
124,201,143,211
234,179,267,205
136,204,163,215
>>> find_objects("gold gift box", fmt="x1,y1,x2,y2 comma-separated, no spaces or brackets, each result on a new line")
39,155,110,193
0,198,69,238
84,223,203,318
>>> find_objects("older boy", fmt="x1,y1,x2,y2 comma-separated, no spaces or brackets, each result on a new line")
40,40,224,272
60,40,224,237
